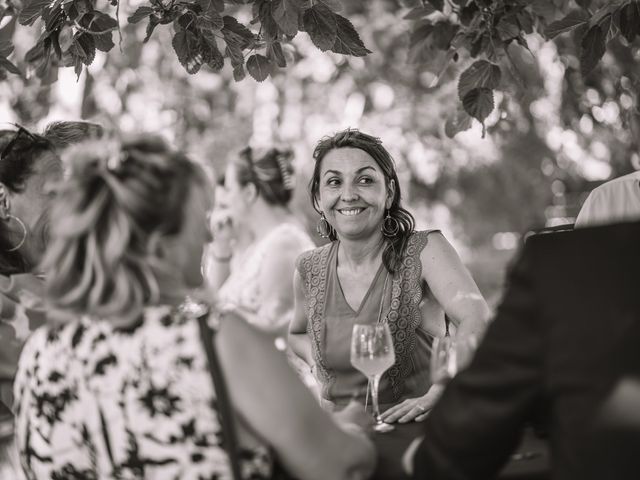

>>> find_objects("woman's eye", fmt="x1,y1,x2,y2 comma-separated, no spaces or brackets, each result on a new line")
326,178,340,187
358,176,373,184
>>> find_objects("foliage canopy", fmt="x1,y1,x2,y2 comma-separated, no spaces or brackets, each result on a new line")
1,0,639,137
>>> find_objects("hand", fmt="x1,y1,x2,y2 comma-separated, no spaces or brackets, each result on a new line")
379,385,444,424
210,210,235,255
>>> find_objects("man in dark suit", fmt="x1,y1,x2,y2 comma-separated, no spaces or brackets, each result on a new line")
408,221,640,479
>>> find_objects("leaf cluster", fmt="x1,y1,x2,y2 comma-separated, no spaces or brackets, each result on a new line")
0,0,370,83
403,0,640,137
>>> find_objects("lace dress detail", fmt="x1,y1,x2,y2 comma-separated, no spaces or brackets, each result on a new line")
218,223,314,331
13,305,273,480
296,230,437,403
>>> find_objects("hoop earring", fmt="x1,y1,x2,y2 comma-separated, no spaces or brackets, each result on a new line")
5,214,27,252
381,210,400,238
316,212,333,239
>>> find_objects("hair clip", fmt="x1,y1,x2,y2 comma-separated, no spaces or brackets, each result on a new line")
275,151,294,191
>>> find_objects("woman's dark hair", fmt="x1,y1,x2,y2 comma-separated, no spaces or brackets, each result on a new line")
232,146,295,206
0,127,55,275
310,129,415,274
0,122,103,276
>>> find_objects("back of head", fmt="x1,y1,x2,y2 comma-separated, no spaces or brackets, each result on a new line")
233,146,295,206
41,134,205,322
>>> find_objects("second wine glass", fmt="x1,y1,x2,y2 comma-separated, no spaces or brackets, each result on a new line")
350,323,396,433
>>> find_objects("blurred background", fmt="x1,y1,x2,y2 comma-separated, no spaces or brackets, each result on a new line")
1,0,639,307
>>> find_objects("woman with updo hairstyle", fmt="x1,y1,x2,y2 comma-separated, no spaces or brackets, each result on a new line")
207,146,314,343
13,135,375,480
289,129,491,424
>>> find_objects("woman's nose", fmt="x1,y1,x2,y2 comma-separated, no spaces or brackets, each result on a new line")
340,183,358,201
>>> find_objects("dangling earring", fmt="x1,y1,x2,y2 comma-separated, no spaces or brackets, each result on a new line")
316,212,333,239
381,210,400,238
5,215,27,252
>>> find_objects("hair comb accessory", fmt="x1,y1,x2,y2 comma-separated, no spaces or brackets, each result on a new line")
275,150,295,191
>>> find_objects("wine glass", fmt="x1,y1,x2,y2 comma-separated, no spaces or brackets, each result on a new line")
350,323,396,433
430,334,478,385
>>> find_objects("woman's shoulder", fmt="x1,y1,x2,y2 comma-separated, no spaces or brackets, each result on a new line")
406,229,443,252
294,241,333,271
267,223,315,251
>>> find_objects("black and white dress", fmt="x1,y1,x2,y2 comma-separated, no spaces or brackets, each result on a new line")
13,305,273,479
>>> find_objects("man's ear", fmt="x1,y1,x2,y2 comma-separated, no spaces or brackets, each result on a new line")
386,179,396,210
0,183,11,218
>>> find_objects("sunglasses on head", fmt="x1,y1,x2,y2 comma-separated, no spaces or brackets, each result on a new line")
0,125,52,162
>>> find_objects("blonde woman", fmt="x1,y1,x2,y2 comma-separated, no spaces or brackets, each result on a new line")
13,136,375,480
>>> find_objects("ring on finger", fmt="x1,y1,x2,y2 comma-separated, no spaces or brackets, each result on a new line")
416,404,426,413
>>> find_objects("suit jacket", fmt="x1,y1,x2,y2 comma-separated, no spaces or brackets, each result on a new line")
413,221,640,480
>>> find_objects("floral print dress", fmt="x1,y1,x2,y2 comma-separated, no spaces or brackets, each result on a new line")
13,305,273,480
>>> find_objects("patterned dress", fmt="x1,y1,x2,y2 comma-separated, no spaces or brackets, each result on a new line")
218,223,314,332
296,230,440,411
13,305,273,480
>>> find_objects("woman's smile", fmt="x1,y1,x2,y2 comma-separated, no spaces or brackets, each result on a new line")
337,207,366,216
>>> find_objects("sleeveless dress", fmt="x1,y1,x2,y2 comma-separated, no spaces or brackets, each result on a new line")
296,230,440,411
13,305,273,479
218,223,314,332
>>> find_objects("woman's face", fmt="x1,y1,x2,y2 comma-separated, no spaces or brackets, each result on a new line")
171,182,214,289
318,147,393,240
9,151,62,261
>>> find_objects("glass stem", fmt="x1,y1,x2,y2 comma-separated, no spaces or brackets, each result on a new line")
370,374,382,422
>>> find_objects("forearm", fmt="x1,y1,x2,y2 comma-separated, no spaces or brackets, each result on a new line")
450,299,491,340
205,250,232,291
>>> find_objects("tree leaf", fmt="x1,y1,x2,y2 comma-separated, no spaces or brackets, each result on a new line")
330,12,371,56
619,1,640,43
319,0,342,11
128,6,154,24
246,53,271,81
205,42,224,70
427,0,444,11
576,0,591,9
580,24,606,75
0,56,21,75
72,33,96,65
530,0,559,23
403,5,436,20
496,16,520,41
268,40,287,67
222,16,255,49
18,0,49,26
303,3,337,51
462,87,494,123
225,43,244,68
516,10,534,34
445,106,473,138
272,0,300,36
90,11,118,33
0,42,13,58
233,63,246,81
545,9,589,38
458,60,501,100
144,16,160,43
93,33,114,52
58,24,74,52
173,29,203,74
200,3,224,32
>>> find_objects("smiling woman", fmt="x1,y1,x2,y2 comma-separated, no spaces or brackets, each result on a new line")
289,129,491,424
